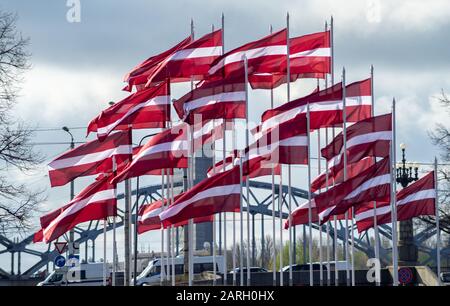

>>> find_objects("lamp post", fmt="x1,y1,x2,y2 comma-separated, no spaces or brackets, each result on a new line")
395,143,419,266
62,126,75,255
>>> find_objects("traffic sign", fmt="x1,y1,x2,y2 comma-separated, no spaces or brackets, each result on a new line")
54,241,67,254
398,267,414,285
54,255,66,268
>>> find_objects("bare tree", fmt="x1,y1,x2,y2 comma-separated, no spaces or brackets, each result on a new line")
422,90,450,236
0,11,44,235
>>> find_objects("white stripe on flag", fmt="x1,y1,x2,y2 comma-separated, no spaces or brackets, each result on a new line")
209,45,287,74
343,174,391,201
183,92,245,114
169,46,222,61
133,140,188,162
140,206,164,222
48,145,132,170
346,131,391,149
290,47,331,58
159,184,240,221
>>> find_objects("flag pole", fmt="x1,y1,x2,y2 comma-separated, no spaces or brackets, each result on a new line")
371,65,381,286
435,157,441,286
171,174,175,286
391,97,399,286
212,120,217,286
221,14,228,285
307,103,313,286
112,156,117,286
341,67,351,286
232,125,237,286
103,218,107,286
268,23,277,287
243,55,251,285
188,18,195,287
279,165,284,286
286,11,294,287
160,169,166,285
239,155,244,286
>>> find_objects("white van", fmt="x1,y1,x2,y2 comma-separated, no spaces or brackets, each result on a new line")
135,255,224,286
37,263,110,286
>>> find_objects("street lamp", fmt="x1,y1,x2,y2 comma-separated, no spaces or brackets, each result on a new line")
396,143,419,188
62,126,75,254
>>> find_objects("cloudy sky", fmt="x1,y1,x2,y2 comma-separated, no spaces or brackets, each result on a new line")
1,0,449,272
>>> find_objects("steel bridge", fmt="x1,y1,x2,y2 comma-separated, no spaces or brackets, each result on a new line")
0,179,448,279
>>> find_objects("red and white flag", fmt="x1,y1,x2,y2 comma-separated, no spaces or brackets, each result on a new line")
208,29,287,79
321,113,392,162
192,119,226,152
355,171,436,232
48,131,132,187
146,29,223,86
159,166,241,227
137,194,213,234
173,77,246,124
315,157,391,223
87,81,170,140
249,30,331,89
311,157,374,192
123,36,192,91
111,124,188,184
261,79,372,134
42,175,117,243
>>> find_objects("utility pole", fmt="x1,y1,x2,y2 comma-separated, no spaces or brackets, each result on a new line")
62,127,75,255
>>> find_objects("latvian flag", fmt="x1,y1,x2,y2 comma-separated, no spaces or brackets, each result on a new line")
87,81,170,141
315,157,391,224
159,166,241,227
48,130,132,187
41,174,117,243
355,171,436,232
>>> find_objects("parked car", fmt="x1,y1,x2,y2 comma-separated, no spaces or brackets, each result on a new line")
229,267,268,274
440,272,450,286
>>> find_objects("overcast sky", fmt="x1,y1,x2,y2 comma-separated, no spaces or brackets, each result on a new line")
1,0,449,272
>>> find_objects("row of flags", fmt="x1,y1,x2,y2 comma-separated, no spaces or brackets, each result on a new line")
32,16,440,286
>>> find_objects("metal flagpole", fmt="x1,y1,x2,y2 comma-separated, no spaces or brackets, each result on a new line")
391,98,399,286
279,166,284,286
112,156,117,286
370,65,381,286
435,157,441,286
239,156,244,286
232,123,237,286
268,23,277,287
103,218,107,286
318,127,323,286
341,67,351,286
171,174,175,286
124,178,132,286
243,55,251,285
307,103,313,286
285,12,294,287
160,169,166,285
221,14,228,285
212,120,217,286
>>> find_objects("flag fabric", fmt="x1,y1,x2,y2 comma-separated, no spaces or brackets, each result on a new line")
284,199,320,228
48,131,132,187
192,119,226,151
146,29,223,86
261,79,372,134
315,157,391,223
87,81,170,140
208,29,287,79
173,77,246,124
33,229,44,243
159,166,241,227
123,36,192,91
249,30,331,90
355,171,436,232
137,194,213,234
311,157,374,192
42,175,117,243
321,113,392,161
111,124,189,184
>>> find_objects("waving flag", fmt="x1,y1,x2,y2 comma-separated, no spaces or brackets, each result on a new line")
208,29,287,79
111,124,188,184
42,175,117,243
315,158,391,223
48,131,132,187
87,81,170,140
124,36,192,91
173,77,246,124
261,79,372,134
249,30,331,89
311,157,373,192
192,119,226,152
137,194,213,234
145,29,223,86
355,171,436,232
159,166,241,227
